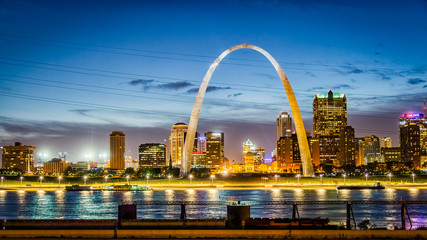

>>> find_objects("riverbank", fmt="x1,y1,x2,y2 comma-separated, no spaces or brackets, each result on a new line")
0,229,426,239
0,183,426,191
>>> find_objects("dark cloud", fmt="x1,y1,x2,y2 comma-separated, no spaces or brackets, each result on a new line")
407,78,426,85
157,81,192,90
308,84,355,91
423,85,427,88
334,66,364,75
305,71,316,77
186,86,231,94
374,52,381,55
227,93,243,98
400,65,427,75
252,72,277,80
128,79,154,86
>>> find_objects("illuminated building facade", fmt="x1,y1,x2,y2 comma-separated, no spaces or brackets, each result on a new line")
2,142,36,173
169,122,188,167
362,135,381,163
43,158,69,174
338,126,355,167
109,131,125,170
197,136,206,153
205,132,223,174
191,152,206,168
380,137,392,149
399,113,426,169
381,147,401,162
138,143,166,169
276,111,292,140
313,90,347,164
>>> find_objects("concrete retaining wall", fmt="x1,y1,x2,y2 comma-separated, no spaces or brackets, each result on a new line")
0,229,426,239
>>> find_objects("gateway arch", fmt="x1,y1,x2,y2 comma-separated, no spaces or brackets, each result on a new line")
181,44,314,177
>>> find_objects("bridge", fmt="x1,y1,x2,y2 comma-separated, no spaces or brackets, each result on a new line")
125,200,427,230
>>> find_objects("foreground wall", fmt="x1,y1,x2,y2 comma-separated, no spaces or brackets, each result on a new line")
1,229,426,239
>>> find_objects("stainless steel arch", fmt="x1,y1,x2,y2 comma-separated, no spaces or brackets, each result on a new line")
180,44,314,177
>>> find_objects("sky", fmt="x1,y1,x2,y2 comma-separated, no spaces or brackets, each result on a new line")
0,0,426,164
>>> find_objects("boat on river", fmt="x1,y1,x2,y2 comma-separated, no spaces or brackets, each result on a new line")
337,182,385,190
65,185,101,191
106,184,151,192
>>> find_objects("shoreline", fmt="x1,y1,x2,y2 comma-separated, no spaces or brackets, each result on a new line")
1,183,426,191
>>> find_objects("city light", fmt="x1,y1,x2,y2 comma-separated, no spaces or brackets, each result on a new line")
126,175,130,184
168,175,171,186
189,174,193,186
211,175,215,186
83,176,87,185
320,174,323,184
58,176,62,187
274,174,278,185
104,175,108,184
388,173,392,183
296,174,300,184
146,175,149,185
365,173,368,184
1,176,3,187
343,173,346,184
412,173,415,184
39,176,43,187
20,176,23,187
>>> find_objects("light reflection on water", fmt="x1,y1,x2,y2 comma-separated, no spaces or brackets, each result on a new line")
0,189,424,228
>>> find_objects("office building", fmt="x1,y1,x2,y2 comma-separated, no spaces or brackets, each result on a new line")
313,90,347,164
192,152,206,168
197,136,207,153
338,126,355,167
205,132,223,174
43,158,69,174
138,143,166,169
276,111,292,140
169,122,188,167
399,113,426,169
110,131,125,170
381,147,401,162
1,142,36,173
380,137,392,149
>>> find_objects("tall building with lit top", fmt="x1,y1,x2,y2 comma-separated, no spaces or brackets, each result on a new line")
197,136,206,153
110,131,125,170
277,112,292,140
399,113,426,169
169,122,188,167
313,90,347,164
2,142,36,173
205,132,223,174
138,143,166,169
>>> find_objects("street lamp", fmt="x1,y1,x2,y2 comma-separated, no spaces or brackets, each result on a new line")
388,173,392,183
274,174,278,185
104,175,108,184
168,175,171,186
343,173,346,185
296,174,300,184
83,175,87,185
189,174,193,186
58,176,62,187
39,176,43,187
211,175,215,186
320,174,323,184
126,175,130,185
365,173,368,184
20,176,23,187
412,173,415,184
1,176,3,187
146,175,149,185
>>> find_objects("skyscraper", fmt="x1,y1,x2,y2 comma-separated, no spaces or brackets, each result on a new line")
399,113,426,169
276,112,292,140
380,137,392,149
313,90,347,164
110,131,125,170
338,126,355,167
138,143,166,169
169,122,188,167
2,142,36,173
205,132,223,174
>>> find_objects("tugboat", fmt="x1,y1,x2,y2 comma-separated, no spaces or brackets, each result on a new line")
337,182,385,190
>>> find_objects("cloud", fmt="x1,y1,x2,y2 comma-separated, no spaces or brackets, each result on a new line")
186,85,231,94
128,79,154,86
305,71,316,77
423,85,427,88
374,52,381,55
252,72,277,80
157,81,192,90
407,78,426,85
308,84,355,91
334,66,364,75
227,93,243,98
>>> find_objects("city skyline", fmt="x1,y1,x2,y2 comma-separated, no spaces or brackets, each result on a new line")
0,0,426,163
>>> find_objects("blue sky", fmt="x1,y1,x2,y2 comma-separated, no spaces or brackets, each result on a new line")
0,0,426,163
